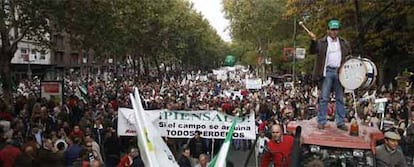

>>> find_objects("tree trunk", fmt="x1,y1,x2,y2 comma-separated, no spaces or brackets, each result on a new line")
141,55,149,76
353,0,365,56
132,54,137,76
0,53,14,106
163,63,168,79
377,58,386,87
152,54,161,78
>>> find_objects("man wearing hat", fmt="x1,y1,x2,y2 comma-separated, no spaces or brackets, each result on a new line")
375,131,407,167
309,18,352,131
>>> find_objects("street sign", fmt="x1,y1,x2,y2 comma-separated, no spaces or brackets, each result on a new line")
265,57,272,65
295,48,306,59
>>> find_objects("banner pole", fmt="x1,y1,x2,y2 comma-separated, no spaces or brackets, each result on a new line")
352,90,358,120
211,138,215,159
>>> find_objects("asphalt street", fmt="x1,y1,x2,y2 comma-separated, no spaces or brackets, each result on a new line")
227,146,257,167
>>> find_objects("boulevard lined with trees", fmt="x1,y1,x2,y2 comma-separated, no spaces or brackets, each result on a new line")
0,0,413,97
223,0,414,85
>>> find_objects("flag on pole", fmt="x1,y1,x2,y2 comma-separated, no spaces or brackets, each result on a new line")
208,119,237,167
160,79,167,95
181,78,187,86
130,88,178,167
77,84,88,103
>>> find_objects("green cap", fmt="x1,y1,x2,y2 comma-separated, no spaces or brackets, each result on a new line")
328,20,340,29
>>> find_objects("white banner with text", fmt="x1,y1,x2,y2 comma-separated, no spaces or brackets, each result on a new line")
245,78,262,89
118,109,256,139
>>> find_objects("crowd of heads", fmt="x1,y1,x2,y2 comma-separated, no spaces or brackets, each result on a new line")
0,67,412,166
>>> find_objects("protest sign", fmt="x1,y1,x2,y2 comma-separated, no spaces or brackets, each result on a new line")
245,78,262,89
118,109,256,139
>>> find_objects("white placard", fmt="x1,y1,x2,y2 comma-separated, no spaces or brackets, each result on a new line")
245,79,262,89
40,81,63,105
295,48,306,59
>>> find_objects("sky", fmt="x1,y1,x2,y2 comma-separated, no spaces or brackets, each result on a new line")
189,0,232,42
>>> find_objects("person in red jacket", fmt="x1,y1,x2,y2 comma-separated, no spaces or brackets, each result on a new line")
221,98,234,115
261,124,294,167
68,125,84,140
117,148,139,167
0,141,22,167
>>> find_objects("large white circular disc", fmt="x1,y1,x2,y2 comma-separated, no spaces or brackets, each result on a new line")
339,58,367,90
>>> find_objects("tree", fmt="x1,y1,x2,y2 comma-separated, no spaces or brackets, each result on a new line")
58,0,228,77
285,0,414,85
223,0,296,75
0,0,61,101
59,0,127,64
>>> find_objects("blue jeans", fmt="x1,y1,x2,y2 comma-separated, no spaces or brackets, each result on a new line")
317,68,346,126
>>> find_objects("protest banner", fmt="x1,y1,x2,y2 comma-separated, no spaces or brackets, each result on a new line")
118,109,256,139
118,107,138,136
245,78,262,89
40,81,63,105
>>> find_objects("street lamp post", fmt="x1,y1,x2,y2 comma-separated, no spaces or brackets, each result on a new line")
292,17,297,89
27,55,37,79
27,59,32,79
108,58,113,73
25,43,33,79
82,57,87,78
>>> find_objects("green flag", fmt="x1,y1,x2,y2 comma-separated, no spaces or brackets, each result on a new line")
77,85,88,103
209,119,237,167
224,55,236,66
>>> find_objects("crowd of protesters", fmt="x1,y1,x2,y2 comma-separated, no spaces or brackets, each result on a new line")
0,67,412,166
